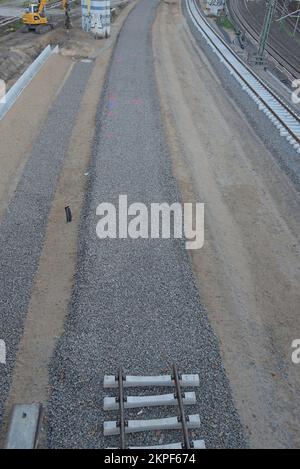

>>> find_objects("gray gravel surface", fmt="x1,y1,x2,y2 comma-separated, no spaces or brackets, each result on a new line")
47,0,246,449
0,62,93,435
186,0,300,192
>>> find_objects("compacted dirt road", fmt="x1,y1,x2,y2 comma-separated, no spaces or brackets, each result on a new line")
154,0,300,449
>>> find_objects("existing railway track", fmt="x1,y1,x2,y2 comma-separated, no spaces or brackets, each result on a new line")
0,16,18,29
227,0,300,80
186,0,300,151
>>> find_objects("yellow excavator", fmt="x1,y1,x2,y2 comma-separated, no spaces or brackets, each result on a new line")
22,0,71,33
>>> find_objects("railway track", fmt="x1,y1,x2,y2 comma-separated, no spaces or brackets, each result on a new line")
277,0,300,33
0,16,18,29
227,0,300,81
186,0,300,151
103,365,205,449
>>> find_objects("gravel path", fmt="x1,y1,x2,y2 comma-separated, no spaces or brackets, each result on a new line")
47,0,245,449
0,62,93,435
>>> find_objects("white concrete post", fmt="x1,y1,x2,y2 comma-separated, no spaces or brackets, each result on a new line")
81,0,111,38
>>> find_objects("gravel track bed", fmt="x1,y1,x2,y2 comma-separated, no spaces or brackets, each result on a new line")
47,0,245,449
0,62,93,434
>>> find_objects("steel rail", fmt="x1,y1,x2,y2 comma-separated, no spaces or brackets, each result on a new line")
117,368,126,449
173,363,190,449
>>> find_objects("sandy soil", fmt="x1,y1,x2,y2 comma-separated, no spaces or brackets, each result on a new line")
0,3,127,87
0,14,94,86
154,0,300,449
0,15,114,223
0,2,137,447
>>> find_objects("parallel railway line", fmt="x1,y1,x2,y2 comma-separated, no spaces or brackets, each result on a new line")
227,0,300,80
187,0,300,151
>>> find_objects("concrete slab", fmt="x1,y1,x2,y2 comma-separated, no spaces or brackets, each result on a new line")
6,403,42,449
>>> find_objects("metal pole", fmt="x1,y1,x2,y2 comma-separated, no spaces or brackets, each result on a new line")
64,1,71,29
280,0,289,30
257,0,278,64
293,0,300,36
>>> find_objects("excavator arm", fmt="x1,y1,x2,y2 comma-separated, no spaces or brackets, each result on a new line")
37,0,69,15
62,0,71,29
37,0,47,14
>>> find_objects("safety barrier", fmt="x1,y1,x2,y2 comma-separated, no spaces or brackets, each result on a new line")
0,45,59,121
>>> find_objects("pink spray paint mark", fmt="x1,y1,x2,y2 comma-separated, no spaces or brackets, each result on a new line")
132,98,144,106
108,95,118,111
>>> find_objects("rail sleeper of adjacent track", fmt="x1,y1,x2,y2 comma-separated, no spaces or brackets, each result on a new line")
187,0,300,152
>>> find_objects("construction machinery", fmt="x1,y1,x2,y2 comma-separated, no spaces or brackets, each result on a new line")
22,0,71,33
